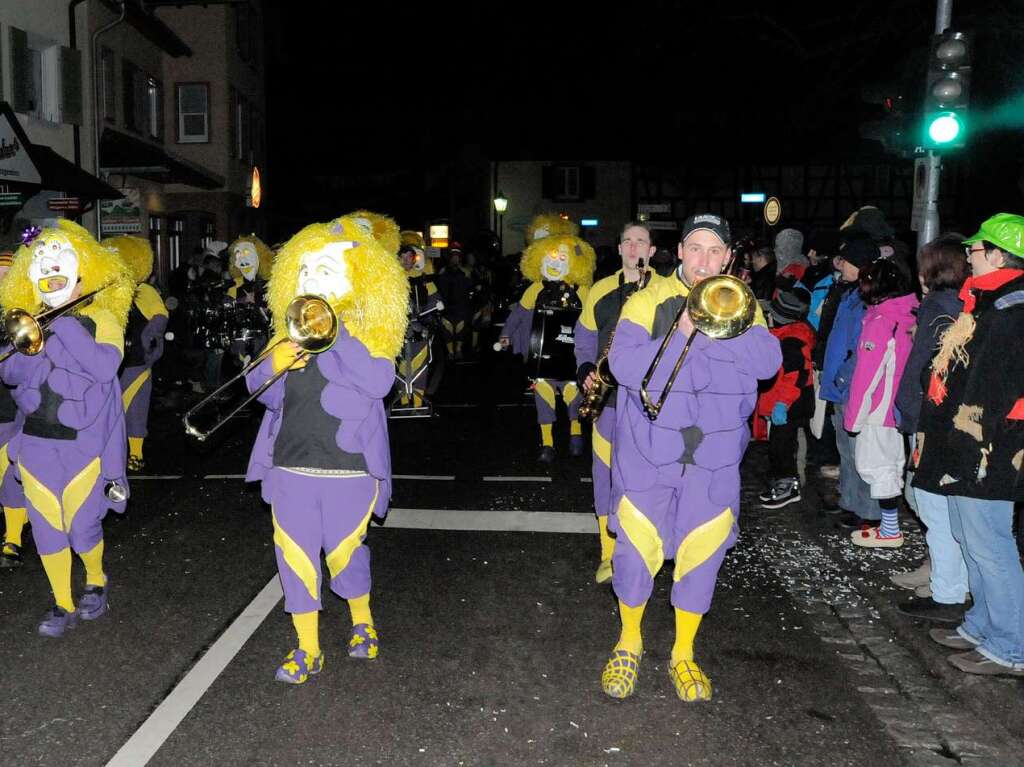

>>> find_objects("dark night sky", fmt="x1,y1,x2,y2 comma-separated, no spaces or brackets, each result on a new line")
263,1,1024,223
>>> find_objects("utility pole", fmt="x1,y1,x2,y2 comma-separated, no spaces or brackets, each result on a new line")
918,0,953,255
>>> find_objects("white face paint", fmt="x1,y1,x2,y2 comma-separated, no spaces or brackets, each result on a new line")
233,243,259,281
29,233,80,308
297,241,357,302
541,243,571,281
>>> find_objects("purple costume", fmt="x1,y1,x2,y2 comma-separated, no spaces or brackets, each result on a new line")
4,313,128,557
246,320,394,614
119,284,167,439
0,380,26,508
607,276,781,612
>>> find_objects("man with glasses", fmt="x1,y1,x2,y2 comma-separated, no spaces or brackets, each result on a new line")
913,213,1024,678
599,214,781,702
575,223,656,584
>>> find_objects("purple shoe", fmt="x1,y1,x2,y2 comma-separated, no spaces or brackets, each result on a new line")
38,606,79,638
348,623,379,659
274,649,324,684
79,584,109,621
569,434,585,457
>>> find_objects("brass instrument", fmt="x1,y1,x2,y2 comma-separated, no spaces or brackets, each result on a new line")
578,261,650,422
184,294,338,441
0,285,114,364
639,273,755,421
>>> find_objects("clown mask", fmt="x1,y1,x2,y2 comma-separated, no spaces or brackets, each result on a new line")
541,244,571,281
297,241,356,302
30,233,80,308
533,226,549,241
233,243,259,281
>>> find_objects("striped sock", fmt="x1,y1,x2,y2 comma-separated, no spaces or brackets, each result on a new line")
879,508,901,537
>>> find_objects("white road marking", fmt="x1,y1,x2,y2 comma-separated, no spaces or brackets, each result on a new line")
104,576,283,767
383,508,597,534
482,475,552,483
131,475,185,480
203,474,247,479
392,474,456,481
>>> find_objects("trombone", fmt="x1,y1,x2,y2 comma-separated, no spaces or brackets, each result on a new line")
0,285,114,364
183,294,338,441
639,273,756,421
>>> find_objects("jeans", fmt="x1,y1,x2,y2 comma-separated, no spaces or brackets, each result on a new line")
913,486,968,604
948,495,1024,667
832,403,881,521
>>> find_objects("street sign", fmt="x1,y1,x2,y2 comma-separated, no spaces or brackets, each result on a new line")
48,197,82,212
638,203,671,214
0,192,23,208
580,218,599,226
741,193,766,203
764,197,782,226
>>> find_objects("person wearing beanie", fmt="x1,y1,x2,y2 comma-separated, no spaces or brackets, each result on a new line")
0,250,29,569
755,286,816,509
819,233,883,529
774,228,808,286
750,246,776,302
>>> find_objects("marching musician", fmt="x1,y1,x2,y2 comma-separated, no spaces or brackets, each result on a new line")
396,231,443,408
244,217,408,684
102,236,168,472
601,214,781,702
500,234,595,463
225,235,273,370
575,223,656,583
0,250,28,569
0,221,133,636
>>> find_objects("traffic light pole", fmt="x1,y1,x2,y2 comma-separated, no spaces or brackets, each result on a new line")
918,0,954,254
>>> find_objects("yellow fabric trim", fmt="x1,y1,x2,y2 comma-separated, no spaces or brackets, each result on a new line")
619,273,765,338
411,344,429,372
348,593,373,627
40,549,74,611
122,368,151,411
579,271,622,331
0,443,9,487
562,382,579,403
593,425,612,467
62,457,101,534
19,462,63,533
519,282,543,311
85,307,125,357
534,379,557,409
79,539,106,587
325,480,379,579
134,283,168,320
292,610,320,657
272,508,320,601
672,609,703,663
673,507,735,582
540,423,553,447
3,506,27,547
617,495,664,579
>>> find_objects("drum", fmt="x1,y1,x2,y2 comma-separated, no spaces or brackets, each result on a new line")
526,282,582,381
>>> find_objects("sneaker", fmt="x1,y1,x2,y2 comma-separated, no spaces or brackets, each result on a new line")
758,479,801,509
127,456,145,473
78,584,109,621
929,627,978,651
896,596,965,624
851,526,904,548
537,446,556,465
569,434,585,457
0,542,23,568
948,649,1024,678
818,464,840,480
38,605,79,638
890,560,931,590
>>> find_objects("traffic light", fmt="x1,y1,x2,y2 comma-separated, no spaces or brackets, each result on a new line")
922,30,971,149
859,84,910,158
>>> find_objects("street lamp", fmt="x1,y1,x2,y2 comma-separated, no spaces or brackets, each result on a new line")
493,191,508,254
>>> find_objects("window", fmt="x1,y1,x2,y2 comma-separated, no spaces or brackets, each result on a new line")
147,77,163,141
556,166,580,200
122,60,146,133
149,215,163,277
176,83,209,143
100,48,115,122
168,217,184,271
9,28,76,124
200,218,216,249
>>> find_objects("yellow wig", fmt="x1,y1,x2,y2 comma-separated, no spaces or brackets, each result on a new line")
0,219,133,327
400,230,424,249
520,234,596,288
399,230,434,276
346,210,401,256
525,213,579,245
268,217,409,359
101,235,153,283
228,235,275,281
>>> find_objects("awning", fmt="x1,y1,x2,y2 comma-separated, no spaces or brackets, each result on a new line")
31,145,122,200
100,129,224,190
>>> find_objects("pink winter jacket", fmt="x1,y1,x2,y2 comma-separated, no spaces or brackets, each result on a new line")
844,293,919,431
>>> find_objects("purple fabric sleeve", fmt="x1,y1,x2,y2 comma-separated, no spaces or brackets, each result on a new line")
608,318,693,391
244,353,286,410
142,314,168,367
46,316,121,381
502,303,531,358
574,323,598,369
317,323,395,400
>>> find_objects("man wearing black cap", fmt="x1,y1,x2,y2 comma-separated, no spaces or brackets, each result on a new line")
819,233,882,528
600,213,782,703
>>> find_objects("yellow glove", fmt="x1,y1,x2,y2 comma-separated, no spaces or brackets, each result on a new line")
271,340,307,374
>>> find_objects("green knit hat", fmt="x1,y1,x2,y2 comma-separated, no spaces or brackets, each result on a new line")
963,213,1024,258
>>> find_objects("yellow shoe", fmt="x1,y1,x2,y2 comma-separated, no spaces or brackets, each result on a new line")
669,659,712,702
601,649,641,699
594,558,613,584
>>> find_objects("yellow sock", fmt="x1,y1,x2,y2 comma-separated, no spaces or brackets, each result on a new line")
672,609,703,664
540,423,554,447
40,548,75,612
79,540,106,588
3,506,28,547
291,610,320,657
348,593,373,627
598,516,615,562
570,420,582,436
615,600,646,655
128,437,144,461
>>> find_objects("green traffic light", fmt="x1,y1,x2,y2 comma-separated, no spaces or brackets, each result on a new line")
927,112,964,144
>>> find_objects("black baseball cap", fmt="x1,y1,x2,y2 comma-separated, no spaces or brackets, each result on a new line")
681,213,731,247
